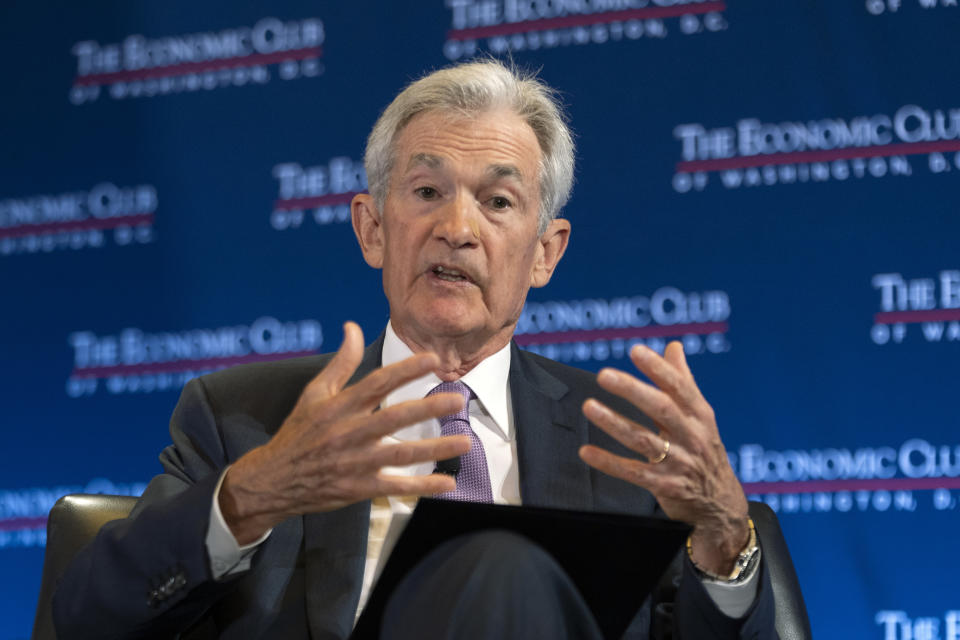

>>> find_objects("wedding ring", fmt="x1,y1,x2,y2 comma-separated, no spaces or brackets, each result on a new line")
649,438,670,464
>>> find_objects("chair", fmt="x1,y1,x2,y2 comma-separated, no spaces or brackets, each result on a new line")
749,501,812,640
32,496,810,640
31,494,138,640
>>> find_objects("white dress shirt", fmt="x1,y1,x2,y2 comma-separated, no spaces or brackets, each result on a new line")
355,323,521,612
206,320,760,621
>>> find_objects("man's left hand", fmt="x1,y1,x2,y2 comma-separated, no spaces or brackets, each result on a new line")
579,341,749,576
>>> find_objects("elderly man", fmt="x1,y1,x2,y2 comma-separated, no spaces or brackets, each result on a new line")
54,60,775,639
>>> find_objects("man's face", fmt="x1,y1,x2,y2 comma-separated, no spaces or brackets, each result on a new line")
353,108,568,352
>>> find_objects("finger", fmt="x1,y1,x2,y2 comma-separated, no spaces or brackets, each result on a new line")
663,341,693,379
373,472,458,497
365,436,471,470
579,444,659,490
579,444,691,499
628,344,703,413
596,368,685,437
337,392,465,445
582,398,663,460
580,446,700,521
307,322,366,398
338,351,443,414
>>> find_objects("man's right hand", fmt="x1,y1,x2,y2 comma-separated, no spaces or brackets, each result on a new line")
218,321,470,544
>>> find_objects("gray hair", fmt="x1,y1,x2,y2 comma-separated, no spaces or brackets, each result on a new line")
363,59,574,233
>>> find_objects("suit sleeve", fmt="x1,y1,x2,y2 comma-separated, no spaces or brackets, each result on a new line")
52,377,245,639
647,549,776,640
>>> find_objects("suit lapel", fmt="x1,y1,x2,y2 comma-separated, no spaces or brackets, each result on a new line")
303,334,383,639
510,345,593,511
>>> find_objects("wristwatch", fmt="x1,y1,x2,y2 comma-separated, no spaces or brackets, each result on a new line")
686,517,760,584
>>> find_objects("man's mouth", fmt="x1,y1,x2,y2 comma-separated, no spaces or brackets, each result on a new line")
431,264,473,283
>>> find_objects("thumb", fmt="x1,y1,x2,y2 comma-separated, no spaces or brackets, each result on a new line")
308,321,365,398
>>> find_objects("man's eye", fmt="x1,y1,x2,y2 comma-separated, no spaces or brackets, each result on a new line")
489,196,512,210
416,186,439,199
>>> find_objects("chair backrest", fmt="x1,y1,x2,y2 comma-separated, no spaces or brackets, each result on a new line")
749,501,812,640
31,493,137,640
31,495,810,640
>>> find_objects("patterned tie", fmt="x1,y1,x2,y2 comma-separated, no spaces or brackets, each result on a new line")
427,381,493,503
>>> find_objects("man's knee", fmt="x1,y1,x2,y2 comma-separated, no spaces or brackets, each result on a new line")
381,530,602,640
440,529,558,583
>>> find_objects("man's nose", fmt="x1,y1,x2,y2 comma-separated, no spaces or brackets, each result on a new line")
433,193,479,248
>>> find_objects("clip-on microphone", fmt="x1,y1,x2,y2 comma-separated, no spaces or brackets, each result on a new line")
434,456,461,477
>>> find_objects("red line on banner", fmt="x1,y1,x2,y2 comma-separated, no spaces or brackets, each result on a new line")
72,47,323,87
874,309,960,324
446,2,726,40
513,322,728,346
742,477,960,494
0,213,154,239
71,350,318,379
273,191,362,211
675,140,960,173
0,516,47,533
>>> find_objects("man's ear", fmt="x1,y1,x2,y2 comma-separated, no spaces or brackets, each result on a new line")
351,193,384,269
530,218,571,288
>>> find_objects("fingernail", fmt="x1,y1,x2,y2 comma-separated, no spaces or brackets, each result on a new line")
598,369,617,384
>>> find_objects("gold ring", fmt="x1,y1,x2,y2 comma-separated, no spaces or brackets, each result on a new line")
649,438,670,464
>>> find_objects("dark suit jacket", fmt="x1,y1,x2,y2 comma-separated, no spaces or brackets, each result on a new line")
53,335,776,639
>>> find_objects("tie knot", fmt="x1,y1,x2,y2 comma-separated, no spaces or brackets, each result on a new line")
427,381,473,424
428,380,472,401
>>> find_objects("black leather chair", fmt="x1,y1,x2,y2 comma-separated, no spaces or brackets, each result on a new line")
748,501,812,640
32,494,138,640
32,496,810,640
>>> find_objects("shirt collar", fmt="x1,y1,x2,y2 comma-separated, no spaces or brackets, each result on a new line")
381,321,512,439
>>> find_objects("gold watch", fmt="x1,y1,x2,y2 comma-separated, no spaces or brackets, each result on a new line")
686,517,760,583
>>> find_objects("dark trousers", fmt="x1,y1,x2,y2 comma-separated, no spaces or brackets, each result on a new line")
381,530,604,640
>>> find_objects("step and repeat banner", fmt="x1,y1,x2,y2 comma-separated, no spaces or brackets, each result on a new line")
2,1,958,637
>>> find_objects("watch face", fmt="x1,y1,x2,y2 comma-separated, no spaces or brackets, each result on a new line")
686,518,760,582
730,547,761,582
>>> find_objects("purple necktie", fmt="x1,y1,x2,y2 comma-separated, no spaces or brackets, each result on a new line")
428,381,493,503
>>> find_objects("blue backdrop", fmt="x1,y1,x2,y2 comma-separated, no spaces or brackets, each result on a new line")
3,1,958,637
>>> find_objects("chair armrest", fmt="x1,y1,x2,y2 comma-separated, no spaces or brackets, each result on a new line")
749,501,812,640
32,494,138,640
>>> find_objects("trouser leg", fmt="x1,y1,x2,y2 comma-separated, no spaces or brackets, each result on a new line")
380,529,603,640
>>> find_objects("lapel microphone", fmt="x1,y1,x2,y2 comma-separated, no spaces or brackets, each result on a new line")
435,456,461,476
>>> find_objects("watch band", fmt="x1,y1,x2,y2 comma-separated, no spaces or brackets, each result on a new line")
686,517,760,583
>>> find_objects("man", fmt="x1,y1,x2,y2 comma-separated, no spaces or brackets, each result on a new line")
53,60,775,639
